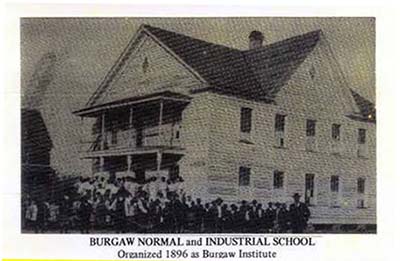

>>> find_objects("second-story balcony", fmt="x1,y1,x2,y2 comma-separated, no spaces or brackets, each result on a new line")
74,91,191,158
92,122,182,152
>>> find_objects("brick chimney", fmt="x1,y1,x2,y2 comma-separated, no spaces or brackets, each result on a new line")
249,30,264,49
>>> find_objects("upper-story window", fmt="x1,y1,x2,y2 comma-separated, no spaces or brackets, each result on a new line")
275,114,286,132
306,119,317,151
240,107,252,133
358,128,366,144
275,114,286,147
357,128,368,158
306,119,316,137
332,124,341,141
239,166,251,186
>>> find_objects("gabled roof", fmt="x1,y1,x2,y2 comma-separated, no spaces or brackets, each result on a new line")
84,25,322,109
349,89,376,123
143,25,267,101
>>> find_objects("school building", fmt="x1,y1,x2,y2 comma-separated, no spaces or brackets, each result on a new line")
74,24,376,225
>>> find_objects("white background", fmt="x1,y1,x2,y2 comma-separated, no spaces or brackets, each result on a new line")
1,1,400,260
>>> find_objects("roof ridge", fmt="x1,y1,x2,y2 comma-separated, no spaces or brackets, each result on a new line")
143,24,242,53
83,25,324,109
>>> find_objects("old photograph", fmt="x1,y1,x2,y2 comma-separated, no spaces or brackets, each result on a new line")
21,17,376,234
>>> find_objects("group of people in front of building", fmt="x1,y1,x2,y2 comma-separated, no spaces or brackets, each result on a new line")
23,175,311,234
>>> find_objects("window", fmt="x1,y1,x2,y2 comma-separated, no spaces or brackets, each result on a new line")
273,171,284,189
330,175,339,192
275,114,286,148
357,199,365,208
358,129,366,144
332,124,341,141
239,167,251,186
306,119,316,137
305,174,315,205
275,114,286,132
357,178,366,194
240,108,252,133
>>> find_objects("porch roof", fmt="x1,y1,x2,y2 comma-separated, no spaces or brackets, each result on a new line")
81,145,185,159
73,91,191,117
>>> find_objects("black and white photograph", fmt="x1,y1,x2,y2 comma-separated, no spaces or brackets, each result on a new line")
20,17,376,234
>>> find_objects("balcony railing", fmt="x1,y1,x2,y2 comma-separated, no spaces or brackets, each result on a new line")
88,122,181,152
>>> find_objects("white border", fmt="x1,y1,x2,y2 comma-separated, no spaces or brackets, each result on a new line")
1,1,400,260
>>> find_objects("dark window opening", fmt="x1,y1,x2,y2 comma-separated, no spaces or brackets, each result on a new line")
273,171,284,189
330,175,339,192
358,129,366,144
239,166,251,186
279,138,284,148
357,199,365,208
357,177,366,194
306,119,316,137
240,108,252,133
332,124,341,141
305,173,315,205
275,114,286,132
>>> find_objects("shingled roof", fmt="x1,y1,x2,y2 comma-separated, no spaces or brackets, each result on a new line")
85,25,322,109
244,30,321,98
143,25,267,101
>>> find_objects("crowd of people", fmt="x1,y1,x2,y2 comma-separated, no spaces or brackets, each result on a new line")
23,175,311,234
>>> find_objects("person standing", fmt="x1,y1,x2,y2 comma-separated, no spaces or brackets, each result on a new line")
277,203,290,233
25,199,39,233
115,195,126,233
59,195,71,233
193,198,205,232
289,193,311,233
203,203,214,233
37,200,49,233
78,195,92,233
159,177,168,199
264,202,276,233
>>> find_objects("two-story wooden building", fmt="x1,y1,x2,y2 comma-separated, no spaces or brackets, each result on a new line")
74,24,376,225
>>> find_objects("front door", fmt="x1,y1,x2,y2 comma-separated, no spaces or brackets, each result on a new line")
305,174,315,205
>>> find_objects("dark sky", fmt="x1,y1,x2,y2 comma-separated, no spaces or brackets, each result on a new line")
20,17,375,174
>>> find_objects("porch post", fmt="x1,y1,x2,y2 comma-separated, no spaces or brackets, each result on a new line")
100,111,106,172
158,99,164,141
99,157,104,172
128,107,134,147
101,111,106,150
127,155,132,173
156,151,162,172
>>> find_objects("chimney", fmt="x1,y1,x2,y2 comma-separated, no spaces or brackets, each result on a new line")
248,30,264,49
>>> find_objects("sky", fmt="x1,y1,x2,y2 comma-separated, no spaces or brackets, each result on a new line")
20,17,375,175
